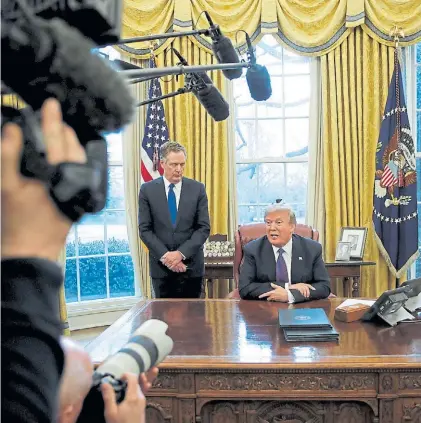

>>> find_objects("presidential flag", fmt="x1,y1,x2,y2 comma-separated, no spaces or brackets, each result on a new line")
140,57,169,183
373,50,419,278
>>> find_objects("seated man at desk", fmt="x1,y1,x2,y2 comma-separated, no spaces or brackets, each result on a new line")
239,204,331,303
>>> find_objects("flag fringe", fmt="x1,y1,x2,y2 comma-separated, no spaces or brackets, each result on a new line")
372,222,420,278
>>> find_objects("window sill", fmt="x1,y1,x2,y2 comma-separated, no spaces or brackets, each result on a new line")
67,296,141,331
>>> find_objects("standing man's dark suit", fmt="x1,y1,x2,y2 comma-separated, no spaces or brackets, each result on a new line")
239,234,331,303
138,174,210,298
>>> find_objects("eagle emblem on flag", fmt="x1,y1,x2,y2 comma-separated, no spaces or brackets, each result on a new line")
374,126,417,207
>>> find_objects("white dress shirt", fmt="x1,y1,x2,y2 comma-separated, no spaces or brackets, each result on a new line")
272,237,295,303
163,176,182,209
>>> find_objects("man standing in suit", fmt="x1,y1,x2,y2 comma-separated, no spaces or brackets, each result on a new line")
138,141,210,298
239,204,330,303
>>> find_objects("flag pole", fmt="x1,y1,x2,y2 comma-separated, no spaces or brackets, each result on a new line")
390,25,405,287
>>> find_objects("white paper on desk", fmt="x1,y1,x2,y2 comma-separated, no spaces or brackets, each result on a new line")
405,292,421,312
337,299,375,309
378,307,415,327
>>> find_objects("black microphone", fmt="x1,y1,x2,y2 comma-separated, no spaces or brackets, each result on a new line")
1,16,135,143
204,11,242,80
245,33,272,101
173,48,229,122
172,48,212,85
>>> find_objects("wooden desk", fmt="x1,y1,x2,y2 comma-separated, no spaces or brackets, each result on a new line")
86,299,421,423
204,261,376,298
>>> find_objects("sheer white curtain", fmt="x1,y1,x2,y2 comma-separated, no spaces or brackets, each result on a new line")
122,62,152,298
306,57,325,248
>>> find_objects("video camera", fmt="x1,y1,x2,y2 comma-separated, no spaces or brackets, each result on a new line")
1,0,134,222
77,319,173,423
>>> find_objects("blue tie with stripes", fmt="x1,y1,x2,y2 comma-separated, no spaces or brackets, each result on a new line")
276,248,289,283
168,183,177,227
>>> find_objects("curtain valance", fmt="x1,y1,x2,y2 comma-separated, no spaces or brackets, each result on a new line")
119,0,421,58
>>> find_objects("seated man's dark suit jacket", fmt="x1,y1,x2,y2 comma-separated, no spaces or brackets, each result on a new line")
239,234,331,303
138,176,210,278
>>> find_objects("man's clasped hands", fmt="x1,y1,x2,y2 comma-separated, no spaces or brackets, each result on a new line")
160,250,186,273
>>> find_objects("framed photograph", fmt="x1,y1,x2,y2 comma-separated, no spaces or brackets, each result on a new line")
335,242,351,261
339,227,368,260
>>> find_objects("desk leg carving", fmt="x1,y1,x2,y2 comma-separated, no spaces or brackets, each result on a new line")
380,400,394,423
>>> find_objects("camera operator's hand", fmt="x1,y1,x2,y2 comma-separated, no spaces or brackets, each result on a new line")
139,366,159,393
1,99,86,261
101,373,146,423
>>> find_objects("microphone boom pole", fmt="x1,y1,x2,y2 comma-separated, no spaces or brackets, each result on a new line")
100,29,209,48
137,88,189,107
122,62,250,80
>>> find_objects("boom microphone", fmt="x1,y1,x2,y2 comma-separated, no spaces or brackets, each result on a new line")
204,11,242,80
172,48,229,122
1,16,135,144
172,48,213,85
245,33,272,101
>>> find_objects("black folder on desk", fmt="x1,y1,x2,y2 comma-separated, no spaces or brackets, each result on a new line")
278,308,332,329
279,308,339,342
283,327,339,342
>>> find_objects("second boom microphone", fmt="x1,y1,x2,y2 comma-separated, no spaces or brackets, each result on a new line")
173,48,229,122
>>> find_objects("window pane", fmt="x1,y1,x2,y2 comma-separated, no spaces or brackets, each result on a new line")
79,257,107,300
238,205,267,224
109,255,135,298
106,132,123,163
235,119,284,160
284,76,310,118
417,44,421,63
66,226,76,258
78,212,105,256
107,166,125,209
64,259,78,303
106,211,130,253
283,52,310,75
417,110,421,152
417,65,421,109
284,118,310,155
236,164,258,204
257,163,308,223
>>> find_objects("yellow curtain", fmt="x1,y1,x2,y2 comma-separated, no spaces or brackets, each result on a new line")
321,28,404,297
152,37,229,236
119,0,421,59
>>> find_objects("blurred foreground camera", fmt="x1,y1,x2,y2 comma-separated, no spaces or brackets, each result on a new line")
76,319,174,423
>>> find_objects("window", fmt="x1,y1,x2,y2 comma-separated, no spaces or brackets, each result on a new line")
64,47,136,304
234,36,310,224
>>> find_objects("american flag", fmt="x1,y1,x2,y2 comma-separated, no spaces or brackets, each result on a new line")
140,58,169,183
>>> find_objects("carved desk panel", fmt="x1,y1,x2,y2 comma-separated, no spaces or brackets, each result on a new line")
86,299,421,423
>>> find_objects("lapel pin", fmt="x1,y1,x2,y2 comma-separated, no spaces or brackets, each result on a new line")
299,257,303,260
